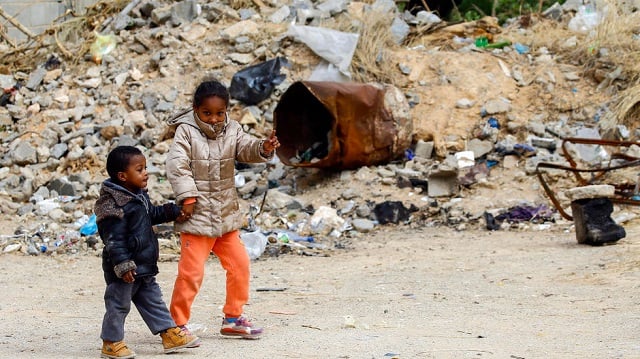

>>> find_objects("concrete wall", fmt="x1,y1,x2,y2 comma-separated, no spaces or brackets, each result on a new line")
0,0,98,42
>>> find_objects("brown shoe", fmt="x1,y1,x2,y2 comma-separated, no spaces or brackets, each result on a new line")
101,340,135,359
160,327,199,354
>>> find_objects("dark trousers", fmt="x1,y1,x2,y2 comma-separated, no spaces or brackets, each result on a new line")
101,276,176,342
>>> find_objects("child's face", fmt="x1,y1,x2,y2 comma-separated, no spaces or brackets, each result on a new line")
118,154,148,192
194,96,227,125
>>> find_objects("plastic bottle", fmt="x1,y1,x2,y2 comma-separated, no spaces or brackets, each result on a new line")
90,32,117,64
277,229,314,243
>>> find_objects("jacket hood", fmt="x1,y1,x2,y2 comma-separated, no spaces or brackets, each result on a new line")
94,179,144,222
168,109,228,139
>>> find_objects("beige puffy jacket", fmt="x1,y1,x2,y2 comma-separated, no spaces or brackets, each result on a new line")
166,110,272,238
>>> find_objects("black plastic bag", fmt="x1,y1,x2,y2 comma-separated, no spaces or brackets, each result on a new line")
229,57,289,105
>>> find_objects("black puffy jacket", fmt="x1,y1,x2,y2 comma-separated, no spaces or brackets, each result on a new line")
94,179,180,284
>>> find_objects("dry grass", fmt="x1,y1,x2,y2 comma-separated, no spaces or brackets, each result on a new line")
322,10,399,84
228,0,255,10
601,84,640,132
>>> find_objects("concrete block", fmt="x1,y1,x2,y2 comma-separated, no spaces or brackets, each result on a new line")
564,185,615,201
428,171,458,197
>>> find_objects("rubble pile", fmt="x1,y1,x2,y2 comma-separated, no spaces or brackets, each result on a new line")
1,0,640,257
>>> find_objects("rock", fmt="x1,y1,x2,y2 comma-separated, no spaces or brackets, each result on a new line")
151,5,172,25
228,53,255,65
180,24,208,44
308,206,345,235
564,185,615,201
11,141,38,165
269,5,291,24
26,67,47,90
467,138,493,159
428,168,458,197
483,99,511,115
456,98,474,109
414,140,433,159
390,17,410,45
220,20,260,40
48,178,76,197
351,218,375,232
3,243,21,253
264,189,300,210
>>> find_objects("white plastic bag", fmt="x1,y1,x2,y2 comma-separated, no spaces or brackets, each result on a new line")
568,5,602,33
286,25,359,77
240,230,267,260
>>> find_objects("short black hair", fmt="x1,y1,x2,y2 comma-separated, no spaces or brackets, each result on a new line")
193,80,230,108
106,146,143,182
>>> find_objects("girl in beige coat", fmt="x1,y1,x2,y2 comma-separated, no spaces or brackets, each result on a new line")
166,80,279,339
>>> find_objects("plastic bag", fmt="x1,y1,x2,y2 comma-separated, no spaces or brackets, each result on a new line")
229,57,289,105
240,230,267,260
568,5,602,33
79,214,98,236
286,25,359,77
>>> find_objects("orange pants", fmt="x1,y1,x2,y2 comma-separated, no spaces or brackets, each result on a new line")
170,230,250,326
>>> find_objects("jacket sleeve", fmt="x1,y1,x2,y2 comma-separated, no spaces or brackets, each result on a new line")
148,200,181,225
234,124,274,163
166,125,199,203
99,216,135,276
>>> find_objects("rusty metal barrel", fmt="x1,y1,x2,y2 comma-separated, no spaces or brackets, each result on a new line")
274,81,413,169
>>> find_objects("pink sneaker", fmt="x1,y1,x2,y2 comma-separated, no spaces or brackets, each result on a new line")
178,325,201,348
220,317,263,339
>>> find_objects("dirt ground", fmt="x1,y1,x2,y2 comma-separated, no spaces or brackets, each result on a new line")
0,220,638,359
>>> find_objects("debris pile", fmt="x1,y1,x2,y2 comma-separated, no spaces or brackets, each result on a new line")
2,0,640,257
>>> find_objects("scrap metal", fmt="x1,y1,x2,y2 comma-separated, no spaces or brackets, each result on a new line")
536,136,640,220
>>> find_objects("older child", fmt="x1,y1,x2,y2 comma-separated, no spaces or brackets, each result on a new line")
95,146,199,358
166,79,280,339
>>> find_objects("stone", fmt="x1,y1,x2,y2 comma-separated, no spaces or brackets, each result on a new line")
483,99,511,115
228,53,255,65
47,177,76,196
428,170,458,197
264,189,298,210
151,5,172,25
26,67,47,90
220,20,260,40
309,205,345,235
414,140,433,159
351,218,375,232
11,141,38,165
341,188,359,200
564,185,615,201
456,98,474,109
269,5,291,24
390,17,410,45
180,24,207,44
467,138,493,159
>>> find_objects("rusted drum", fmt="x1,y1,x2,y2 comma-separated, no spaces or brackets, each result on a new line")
274,81,412,169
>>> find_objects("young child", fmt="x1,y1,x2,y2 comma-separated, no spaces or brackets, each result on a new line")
94,146,200,358
165,79,280,339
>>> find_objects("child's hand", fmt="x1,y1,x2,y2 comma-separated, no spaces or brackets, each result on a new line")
122,269,136,283
262,130,280,154
177,202,195,223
